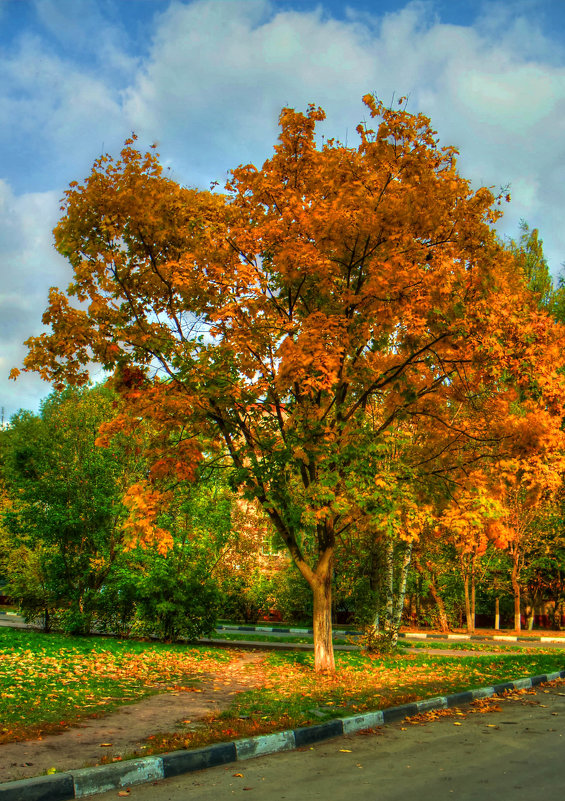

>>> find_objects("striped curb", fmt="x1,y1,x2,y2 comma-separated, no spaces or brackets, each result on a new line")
2,669,564,801
216,624,565,644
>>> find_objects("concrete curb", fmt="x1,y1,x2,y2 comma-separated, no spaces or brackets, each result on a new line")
197,637,360,652
2,669,564,800
216,624,565,644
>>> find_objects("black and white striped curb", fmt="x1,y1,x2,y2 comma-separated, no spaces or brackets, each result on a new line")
216,624,318,634
2,669,564,801
216,624,565,644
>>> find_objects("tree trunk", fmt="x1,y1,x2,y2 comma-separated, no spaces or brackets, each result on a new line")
414,558,449,632
470,554,476,633
390,541,413,646
381,539,412,648
511,555,521,632
311,560,335,673
463,572,474,634
384,538,395,635
495,597,500,630
265,509,336,674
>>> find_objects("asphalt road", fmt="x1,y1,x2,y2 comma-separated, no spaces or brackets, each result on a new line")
90,683,565,801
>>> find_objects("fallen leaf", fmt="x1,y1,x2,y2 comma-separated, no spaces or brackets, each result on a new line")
453,722,462,726
339,749,352,752
233,773,244,777
118,792,130,798
99,743,113,747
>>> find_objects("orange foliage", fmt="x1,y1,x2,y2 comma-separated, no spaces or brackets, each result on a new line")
17,97,565,670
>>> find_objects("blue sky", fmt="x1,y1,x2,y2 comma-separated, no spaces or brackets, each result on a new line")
1,0,565,418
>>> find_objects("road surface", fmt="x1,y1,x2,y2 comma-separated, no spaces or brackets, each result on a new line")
91,682,565,801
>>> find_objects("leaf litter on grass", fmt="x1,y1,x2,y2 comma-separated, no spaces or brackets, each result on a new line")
2,626,564,753
0,627,234,743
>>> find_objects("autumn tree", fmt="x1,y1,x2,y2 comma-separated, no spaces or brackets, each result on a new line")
435,485,504,633
491,446,565,632
19,97,565,672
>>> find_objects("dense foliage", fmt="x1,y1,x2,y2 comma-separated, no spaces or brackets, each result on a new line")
8,97,565,670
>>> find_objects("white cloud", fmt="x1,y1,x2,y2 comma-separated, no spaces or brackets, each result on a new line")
0,180,70,417
121,0,565,275
0,28,132,193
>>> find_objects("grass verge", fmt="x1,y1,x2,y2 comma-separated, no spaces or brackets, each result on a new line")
401,640,527,652
207,631,351,646
137,645,565,757
1,627,563,760
0,627,231,744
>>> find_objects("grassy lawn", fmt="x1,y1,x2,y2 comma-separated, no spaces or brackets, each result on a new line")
0,628,231,744
134,643,565,757
1,626,563,757
402,640,527,652
208,631,352,646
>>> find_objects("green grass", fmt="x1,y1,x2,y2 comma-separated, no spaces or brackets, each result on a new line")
0,627,232,743
1,626,563,757
217,620,355,633
208,631,352,645
142,644,565,757
401,640,527,652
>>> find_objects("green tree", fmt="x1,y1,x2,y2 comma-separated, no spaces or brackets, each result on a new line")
1,385,140,632
509,220,553,308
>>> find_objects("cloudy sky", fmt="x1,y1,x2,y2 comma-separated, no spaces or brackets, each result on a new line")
1,0,565,419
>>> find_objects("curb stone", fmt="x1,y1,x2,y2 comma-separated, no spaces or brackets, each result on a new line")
216,624,565,644
2,669,564,801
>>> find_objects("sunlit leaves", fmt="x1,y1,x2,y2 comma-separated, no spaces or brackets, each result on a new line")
17,95,565,672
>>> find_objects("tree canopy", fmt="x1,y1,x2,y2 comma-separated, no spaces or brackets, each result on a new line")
18,96,565,671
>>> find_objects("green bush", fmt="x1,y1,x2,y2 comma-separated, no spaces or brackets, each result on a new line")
134,555,221,642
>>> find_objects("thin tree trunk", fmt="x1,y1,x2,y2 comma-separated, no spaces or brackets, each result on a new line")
384,538,394,635
462,565,473,634
470,554,476,633
390,541,413,647
495,597,500,630
511,557,521,632
463,571,474,634
372,609,380,633
379,539,413,648
414,558,449,632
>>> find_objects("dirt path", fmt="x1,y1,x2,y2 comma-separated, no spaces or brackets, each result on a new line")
1,651,265,784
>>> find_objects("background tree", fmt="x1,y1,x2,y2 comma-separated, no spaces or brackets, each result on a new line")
19,97,565,671
0,385,140,632
509,221,553,309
